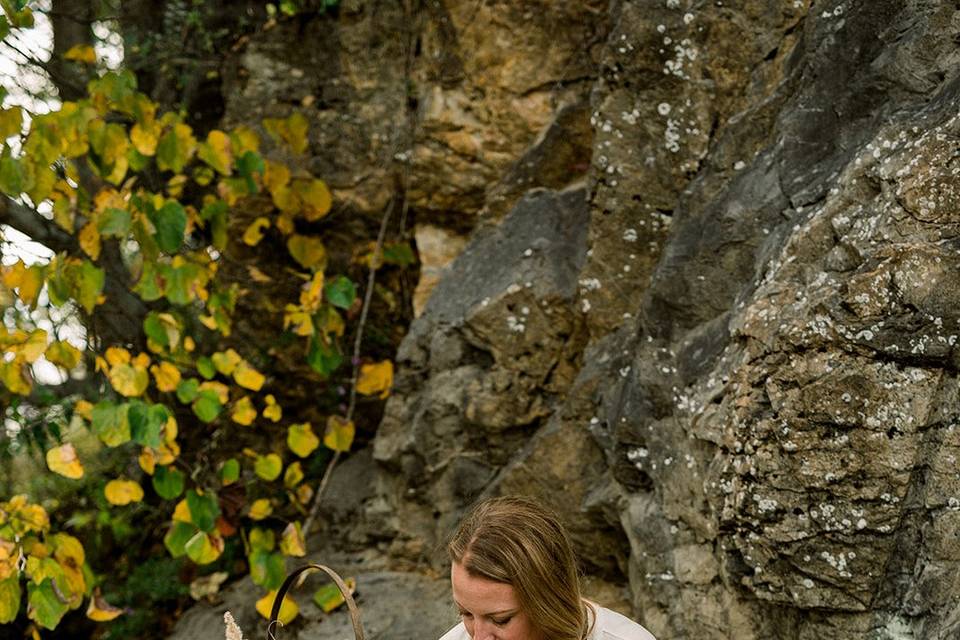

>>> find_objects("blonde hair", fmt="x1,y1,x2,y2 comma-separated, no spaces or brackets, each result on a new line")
447,496,593,640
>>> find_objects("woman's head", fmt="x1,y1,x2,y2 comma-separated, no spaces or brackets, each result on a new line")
447,496,588,640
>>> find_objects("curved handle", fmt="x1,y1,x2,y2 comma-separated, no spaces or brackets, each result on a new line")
267,563,365,640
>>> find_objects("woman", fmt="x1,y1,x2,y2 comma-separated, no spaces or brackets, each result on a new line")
440,496,657,640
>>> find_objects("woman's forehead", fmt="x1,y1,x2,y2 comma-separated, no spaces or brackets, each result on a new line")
451,561,520,613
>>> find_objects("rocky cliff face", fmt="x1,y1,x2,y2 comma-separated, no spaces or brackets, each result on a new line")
212,1,960,638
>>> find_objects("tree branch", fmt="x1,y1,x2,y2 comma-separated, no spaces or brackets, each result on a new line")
0,196,75,254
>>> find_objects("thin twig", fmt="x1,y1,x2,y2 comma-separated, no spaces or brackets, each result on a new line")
302,197,394,536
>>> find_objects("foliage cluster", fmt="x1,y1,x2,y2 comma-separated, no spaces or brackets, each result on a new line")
0,3,394,633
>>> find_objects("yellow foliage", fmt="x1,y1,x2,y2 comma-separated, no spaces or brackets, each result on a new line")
104,346,130,366
86,593,123,622
242,217,270,246
279,522,305,557
45,341,82,370
138,448,156,475
295,178,332,221
151,361,181,392
287,234,326,271
263,394,282,422
211,349,241,375
172,499,192,523
233,362,265,391
45,444,84,479
64,44,96,64
283,461,303,488
355,360,393,399
74,400,93,421
199,380,230,404
231,396,257,426
287,423,319,458
248,499,272,520
256,590,299,625
130,119,161,156
323,416,355,453
78,222,101,260
104,479,144,505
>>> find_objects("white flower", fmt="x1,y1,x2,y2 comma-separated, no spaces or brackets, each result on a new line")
225,611,245,640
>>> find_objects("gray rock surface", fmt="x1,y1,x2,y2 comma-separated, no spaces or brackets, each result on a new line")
167,549,457,640
172,2,960,639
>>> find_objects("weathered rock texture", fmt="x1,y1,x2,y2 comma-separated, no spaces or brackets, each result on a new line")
177,1,960,639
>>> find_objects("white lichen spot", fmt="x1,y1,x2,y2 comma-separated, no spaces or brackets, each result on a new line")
623,228,639,242
506,315,526,333
734,160,746,171
657,102,671,116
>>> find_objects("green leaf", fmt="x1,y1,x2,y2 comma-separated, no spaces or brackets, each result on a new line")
134,260,164,301
176,377,200,403
200,199,229,251
248,550,286,590
151,201,187,254
0,576,21,624
143,312,170,348
186,489,219,533
236,150,264,193
163,521,196,557
306,337,342,377
66,259,105,314
153,465,185,499
91,401,131,447
156,123,196,173
0,106,22,139
219,458,240,485
324,276,356,309
0,154,26,195
196,356,216,380
192,390,222,422
27,579,68,630
128,400,168,447
98,207,131,237
254,453,282,481
383,241,416,266
249,527,275,551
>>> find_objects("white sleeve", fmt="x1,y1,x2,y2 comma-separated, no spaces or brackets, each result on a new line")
438,621,470,640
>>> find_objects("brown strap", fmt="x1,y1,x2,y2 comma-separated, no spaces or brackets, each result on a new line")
267,563,365,640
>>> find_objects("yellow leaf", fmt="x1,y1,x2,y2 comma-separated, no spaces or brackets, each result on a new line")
184,336,196,352
248,499,272,521
323,416,354,453
243,217,271,246
52,533,86,600
105,346,131,366
233,362,265,391
211,348,242,375
256,590,299,625
132,352,151,369
138,448,156,475
45,341,82,370
64,44,96,64
86,593,123,622
276,210,296,234
172,499,192,523
284,307,315,337
78,222,101,260
230,125,260,155
231,396,257,426
74,400,94,421
314,577,356,614
199,315,218,331
157,440,180,464
151,361,181,392
283,461,303,488
130,119,161,156
279,521,305,557
287,423,319,458
296,484,313,505
298,271,324,312
355,360,393,399
19,329,48,363
0,360,31,395
0,105,23,139
45,444,84,479
109,362,149,397
263,160,290,197
247,265,272,283
295,178,332,221
104,479,144,506
164,415,179,443
186,530,224,565
199,380,230,404
287,234,326,271
197,130,233,176
263,395,282,422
